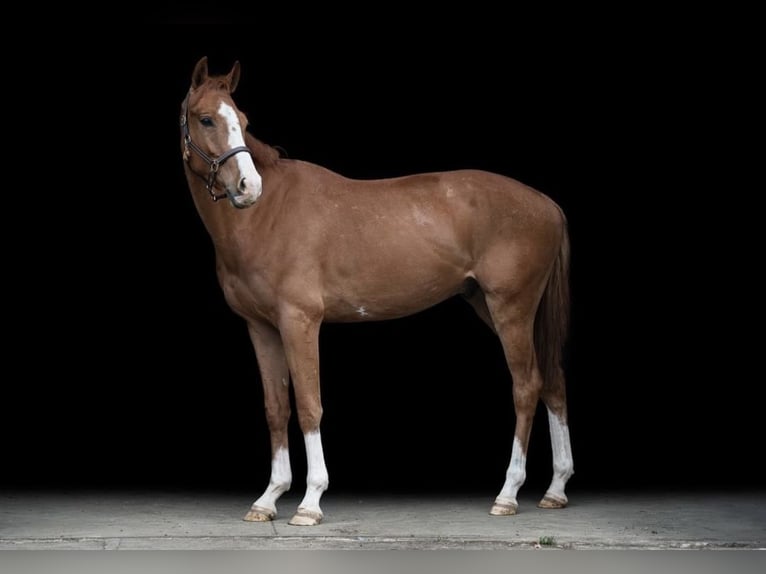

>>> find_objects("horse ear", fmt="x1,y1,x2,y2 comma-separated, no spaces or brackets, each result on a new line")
228,61,241,93
191,56,209,89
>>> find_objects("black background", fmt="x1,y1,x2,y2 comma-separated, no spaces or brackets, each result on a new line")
5,8,759,496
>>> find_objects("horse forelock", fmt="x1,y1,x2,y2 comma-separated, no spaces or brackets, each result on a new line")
200,71,233,92
189,77,231,104
214,78,231,92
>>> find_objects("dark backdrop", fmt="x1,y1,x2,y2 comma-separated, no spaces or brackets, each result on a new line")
5,9,758,496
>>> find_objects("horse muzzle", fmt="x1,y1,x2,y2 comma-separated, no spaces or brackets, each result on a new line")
227,180,262,209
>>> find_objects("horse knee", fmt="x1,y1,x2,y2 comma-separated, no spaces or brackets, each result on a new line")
265,404,290,430
296,405,323,434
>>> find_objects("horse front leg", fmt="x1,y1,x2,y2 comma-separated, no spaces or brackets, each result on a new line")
278,304,328,526
244,320,292,522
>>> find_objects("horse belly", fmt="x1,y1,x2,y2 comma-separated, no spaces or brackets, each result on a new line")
321,245,468,322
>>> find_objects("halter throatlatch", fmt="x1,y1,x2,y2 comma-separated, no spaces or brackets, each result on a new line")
180,93,253,202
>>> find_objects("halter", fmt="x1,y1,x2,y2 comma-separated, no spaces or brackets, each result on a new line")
180,92,253,202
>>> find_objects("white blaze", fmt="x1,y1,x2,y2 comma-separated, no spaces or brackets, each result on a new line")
217,101,262,199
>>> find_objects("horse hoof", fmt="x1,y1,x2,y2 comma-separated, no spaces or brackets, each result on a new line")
489,499,518,516
243,506,276,522
538,494,568,509
288,508,323,526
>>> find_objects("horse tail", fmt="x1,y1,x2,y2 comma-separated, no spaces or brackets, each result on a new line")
534,213,570,388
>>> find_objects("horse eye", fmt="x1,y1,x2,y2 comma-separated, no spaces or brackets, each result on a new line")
200,117,214,127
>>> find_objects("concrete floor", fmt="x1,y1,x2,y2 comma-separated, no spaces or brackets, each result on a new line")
1,489,764,550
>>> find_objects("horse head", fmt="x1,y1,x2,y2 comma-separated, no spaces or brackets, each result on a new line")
181,57,262,209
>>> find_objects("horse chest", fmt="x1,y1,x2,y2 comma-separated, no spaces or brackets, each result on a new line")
218,268,277,322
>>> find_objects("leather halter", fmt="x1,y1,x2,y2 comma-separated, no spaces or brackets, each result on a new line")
180,92,253,202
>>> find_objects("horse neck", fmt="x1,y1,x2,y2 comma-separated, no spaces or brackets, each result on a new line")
183,134,281,257
184,169,252,249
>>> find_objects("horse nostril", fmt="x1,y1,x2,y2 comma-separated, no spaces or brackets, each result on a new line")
238,177,247,193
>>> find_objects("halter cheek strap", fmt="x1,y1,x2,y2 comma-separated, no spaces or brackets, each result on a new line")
180,93,253,202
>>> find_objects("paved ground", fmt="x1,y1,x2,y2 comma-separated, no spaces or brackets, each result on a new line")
1,489,764,550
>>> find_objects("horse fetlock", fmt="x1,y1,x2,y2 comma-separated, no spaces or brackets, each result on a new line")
270,480,291,495
309,483,328,497
553,461,574,482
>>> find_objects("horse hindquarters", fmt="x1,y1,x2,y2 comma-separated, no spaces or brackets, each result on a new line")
479,220,573,515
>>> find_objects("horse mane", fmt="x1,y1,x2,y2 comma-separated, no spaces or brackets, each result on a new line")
245,132,281,170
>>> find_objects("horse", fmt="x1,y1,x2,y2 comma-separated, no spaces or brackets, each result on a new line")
179,56,574,526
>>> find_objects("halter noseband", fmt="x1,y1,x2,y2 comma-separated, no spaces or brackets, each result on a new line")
180,92,253,202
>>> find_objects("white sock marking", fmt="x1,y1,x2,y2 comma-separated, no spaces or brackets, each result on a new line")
298,430,329,514
545,407,574,501
253,446,291,512
496,436,527,505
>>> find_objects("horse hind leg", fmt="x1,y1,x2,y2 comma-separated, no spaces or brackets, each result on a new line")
243,321,293,522
538,366,574,509
483,295,542,516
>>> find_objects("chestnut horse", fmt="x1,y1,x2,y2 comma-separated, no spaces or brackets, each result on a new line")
180,57,573,526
